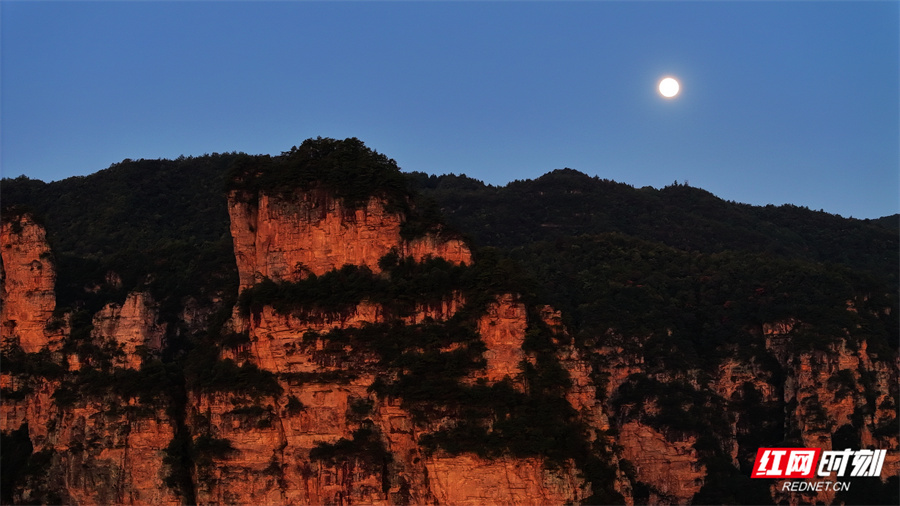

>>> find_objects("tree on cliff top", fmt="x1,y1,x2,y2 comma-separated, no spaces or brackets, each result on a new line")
226,137,452,241
226,137,414,210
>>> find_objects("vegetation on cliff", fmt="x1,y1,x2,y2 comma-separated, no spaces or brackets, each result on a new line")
508,232,897,359
2,138,897,505
226,137,411,207
226,137,449,240
236,251,532,321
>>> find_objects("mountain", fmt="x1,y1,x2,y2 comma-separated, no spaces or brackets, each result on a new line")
408,168,898,291
1,138,897,505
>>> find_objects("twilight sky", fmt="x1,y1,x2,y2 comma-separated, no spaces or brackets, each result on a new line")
2,1,897,219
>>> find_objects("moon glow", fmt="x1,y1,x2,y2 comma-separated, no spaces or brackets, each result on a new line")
658,77,680,98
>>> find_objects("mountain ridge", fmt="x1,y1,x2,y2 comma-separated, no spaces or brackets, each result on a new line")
1,139,897,505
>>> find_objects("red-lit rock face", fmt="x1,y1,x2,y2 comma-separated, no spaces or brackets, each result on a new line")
1,378,181,506
767,336,899,505
618,419,706,504
1,215,58,352
49,404,182,506
204,188,594,504
3,188,897,506
476,294,528,384
424,454,587,505
92,292,166,370
228,191,471,293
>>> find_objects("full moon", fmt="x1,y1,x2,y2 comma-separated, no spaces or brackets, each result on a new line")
658,77,680,98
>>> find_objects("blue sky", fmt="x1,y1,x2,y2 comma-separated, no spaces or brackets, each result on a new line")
2,1,897,219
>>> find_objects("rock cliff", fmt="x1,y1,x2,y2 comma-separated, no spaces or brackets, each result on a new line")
593,318,898,506
1,213,59,352
228,190,470,293
1,138,897,505
91,292,167,370
193,185,597,505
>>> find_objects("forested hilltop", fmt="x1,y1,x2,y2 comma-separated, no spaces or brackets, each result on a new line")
409,169,898,291
2,149,898,356
3,155,897,302
1,139,897,505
